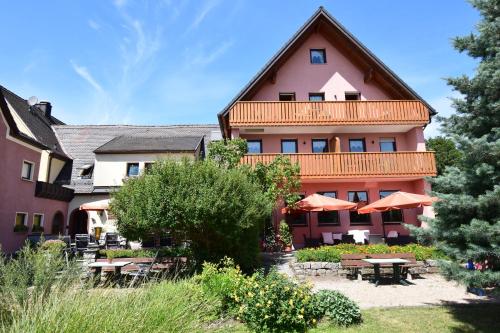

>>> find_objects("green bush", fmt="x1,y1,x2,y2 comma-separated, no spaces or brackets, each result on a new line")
295,244,446,263
39,240,67,254
98,247,191,259
311,290,362,326
278,220,292,247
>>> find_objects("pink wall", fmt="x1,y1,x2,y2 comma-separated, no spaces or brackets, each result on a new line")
241,131,422,153
0,114,68,253
274,179,427,248
252,33,392,102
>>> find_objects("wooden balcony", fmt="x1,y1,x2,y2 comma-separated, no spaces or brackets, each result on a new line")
35,181,74,202
241,152,436,179
229,100,429,127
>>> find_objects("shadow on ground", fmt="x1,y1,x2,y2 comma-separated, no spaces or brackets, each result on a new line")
443,302,500,333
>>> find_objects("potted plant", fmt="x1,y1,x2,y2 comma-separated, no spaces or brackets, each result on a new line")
106,250,116,263
279,220,293,252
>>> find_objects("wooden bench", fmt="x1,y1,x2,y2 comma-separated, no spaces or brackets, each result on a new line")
95,257,188,272
341,253,421,280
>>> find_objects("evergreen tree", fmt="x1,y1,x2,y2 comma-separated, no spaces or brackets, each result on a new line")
420,0,500,288
426,136,463,175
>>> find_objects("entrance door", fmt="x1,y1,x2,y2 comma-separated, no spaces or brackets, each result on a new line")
51,211,65,235
69,209,88,238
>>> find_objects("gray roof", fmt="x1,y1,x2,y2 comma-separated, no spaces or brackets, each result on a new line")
94,135,203,153
53,124,220,193
0,85,68,159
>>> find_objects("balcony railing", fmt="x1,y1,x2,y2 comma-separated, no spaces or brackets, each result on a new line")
229,100,429,127
241,152,436,179
35,181,74,202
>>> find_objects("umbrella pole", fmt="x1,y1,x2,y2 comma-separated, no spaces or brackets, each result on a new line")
309,212,312,239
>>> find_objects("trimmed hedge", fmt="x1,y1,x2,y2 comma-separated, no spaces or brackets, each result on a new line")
98,247,191,259
295,244,446,263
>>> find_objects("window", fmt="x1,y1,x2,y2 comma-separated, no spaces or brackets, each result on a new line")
287,195,307,226
21,161,34,180
317,192,339,225
379,138,397,152
312,139,328,153
14,212,28,232
380,190,403,223
32,214,44,232
126,163,139,177
144,162,155,172
348,191,371,225
310,49,326,64
247,140,263,154
309,93,325,101
79,164,93,179
349,139,366,152
281,139,298,153
345,92,361,100
279,92,296,101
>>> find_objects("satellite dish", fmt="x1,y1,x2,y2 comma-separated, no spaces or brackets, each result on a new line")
28,96,38,106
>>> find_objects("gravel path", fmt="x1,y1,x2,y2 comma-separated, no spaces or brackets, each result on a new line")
309,274,498,308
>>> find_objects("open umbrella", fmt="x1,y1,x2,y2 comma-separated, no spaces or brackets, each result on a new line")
357,191,438,237
357,191,438,214
80,199,109,211
282,193,357,238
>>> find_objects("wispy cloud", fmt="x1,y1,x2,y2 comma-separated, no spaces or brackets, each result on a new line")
88,19,100,30
186,40,233,67
186,0,221,33
70,60,104,93
113,0,127,8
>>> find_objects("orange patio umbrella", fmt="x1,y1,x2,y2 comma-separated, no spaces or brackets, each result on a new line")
357,191,438,214
282,193,357,238
79,199,109,211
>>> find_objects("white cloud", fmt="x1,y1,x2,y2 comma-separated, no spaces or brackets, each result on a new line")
186,0,221,32
70,60,104,93
186,40,233,66
88,19,100,30
113,0,127,8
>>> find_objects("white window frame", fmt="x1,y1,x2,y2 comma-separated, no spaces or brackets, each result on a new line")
21,160,35,181
33,213,44,227
15,212,28,227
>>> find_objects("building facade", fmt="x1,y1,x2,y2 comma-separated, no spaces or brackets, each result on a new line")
218,8,437,247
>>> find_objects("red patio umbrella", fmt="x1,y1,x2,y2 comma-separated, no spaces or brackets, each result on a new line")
357,191,438,214
282,193,357,238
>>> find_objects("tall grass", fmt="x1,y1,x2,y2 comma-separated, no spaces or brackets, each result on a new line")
5,281,219,333
0,244,220,333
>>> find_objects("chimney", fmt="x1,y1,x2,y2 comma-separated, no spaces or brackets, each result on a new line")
36,101,52,118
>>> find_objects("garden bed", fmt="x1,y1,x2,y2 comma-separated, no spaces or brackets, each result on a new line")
295,244,445,263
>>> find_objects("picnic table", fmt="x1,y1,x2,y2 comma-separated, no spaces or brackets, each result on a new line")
88,261,132,286
362,258,409,286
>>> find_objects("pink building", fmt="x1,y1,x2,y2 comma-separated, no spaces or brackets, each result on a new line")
0,86,73,253
218,8,437,247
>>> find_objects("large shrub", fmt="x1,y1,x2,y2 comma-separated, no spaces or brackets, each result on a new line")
111,159,272,271
295,244,446,263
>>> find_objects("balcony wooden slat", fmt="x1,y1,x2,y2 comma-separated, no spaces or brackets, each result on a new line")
229,100,430,127
241,152,436,179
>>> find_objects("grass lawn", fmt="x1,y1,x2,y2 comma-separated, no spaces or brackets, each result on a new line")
217,304,500,333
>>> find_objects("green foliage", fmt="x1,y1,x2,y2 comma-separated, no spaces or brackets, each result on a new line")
198,259,361,332
278,220,292,246
39,240,67,254
207,138,248,168
311,290,362,327
253,154,301,209
110,159,271,271
295,244,446,263
98,247,191,259
420,0,500,287
426,136,463,175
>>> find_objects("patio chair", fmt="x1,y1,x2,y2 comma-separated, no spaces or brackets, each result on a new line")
341,234,355,244
75,234,90,253
321,232,334,245
105,232,121,249
127,252,159,287
368,234,384,244
303,234,322,248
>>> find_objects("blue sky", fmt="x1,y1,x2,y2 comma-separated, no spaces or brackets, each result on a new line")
0,0,479,137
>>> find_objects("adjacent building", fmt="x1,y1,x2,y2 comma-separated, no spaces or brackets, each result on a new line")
218,8,437,247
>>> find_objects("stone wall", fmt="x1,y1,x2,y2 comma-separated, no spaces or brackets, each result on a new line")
290,259,441,278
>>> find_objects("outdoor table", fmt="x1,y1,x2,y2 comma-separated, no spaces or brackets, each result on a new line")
88,261,132,286
362,258,409,286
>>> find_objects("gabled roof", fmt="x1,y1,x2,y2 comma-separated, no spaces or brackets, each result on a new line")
94,135,204,154
53,124,220,193
218,7,436,135
0,85,69,160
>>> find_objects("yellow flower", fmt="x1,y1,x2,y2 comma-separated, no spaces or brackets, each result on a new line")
298,314,303,319
264,315,269,319
289,299,293,306
300,308,304,314
312,319,317,324
256,303,261,307
267,300,272,305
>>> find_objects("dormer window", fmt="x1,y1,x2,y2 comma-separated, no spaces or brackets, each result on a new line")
279,92,296,101
345,92,361,100
79,164,94,179
310,49,326,64
309,93,325,101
